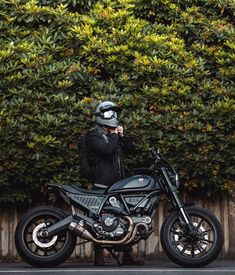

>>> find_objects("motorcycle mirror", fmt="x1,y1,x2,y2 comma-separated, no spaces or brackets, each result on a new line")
149,148,157,158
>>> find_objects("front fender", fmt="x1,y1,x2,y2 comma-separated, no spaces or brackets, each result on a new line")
166,202,196,213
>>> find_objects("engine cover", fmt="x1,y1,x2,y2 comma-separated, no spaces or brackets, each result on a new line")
101,214,118,232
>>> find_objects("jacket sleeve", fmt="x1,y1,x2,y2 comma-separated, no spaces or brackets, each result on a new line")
87,131,120,156
119,136,136,154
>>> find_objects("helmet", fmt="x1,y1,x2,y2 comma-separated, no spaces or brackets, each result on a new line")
95,101,120,128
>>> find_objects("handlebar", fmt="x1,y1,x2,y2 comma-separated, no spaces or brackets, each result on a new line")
149,147,177,173
148,147,180,187
149,148,162,160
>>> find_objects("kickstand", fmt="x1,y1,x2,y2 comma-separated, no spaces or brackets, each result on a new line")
106,248,122,266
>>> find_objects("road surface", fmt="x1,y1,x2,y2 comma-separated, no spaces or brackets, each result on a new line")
0,259,234,275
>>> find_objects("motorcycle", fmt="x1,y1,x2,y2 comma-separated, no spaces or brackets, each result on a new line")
15,149,223,268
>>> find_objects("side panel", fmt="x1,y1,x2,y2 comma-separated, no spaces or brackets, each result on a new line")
66,193,105,214
122,192,160,214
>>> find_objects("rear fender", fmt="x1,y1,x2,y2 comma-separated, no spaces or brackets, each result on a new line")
44,183,71,205
47,183,63,192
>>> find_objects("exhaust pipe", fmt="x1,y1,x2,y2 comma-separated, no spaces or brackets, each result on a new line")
69,222,94,241
124,223,149,244
69,216,134,245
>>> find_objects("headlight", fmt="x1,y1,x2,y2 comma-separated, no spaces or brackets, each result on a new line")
167,170,180,188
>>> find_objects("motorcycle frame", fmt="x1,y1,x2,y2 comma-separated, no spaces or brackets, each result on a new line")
46,151,193,238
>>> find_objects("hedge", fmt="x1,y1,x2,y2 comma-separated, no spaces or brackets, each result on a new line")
0,0,234,204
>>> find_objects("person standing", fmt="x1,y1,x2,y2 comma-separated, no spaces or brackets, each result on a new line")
86,101,144,266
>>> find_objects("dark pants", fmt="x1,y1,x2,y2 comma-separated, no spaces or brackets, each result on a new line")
94,243,132,256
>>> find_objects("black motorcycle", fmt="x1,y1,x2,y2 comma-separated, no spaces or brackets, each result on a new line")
15,149,223,268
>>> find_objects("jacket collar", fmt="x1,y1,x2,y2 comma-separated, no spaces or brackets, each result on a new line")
94,124,109,135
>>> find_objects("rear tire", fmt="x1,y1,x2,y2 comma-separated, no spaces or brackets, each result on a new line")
15,206,77,267
160,206,223,267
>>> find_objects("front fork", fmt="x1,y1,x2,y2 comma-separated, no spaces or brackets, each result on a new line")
170,191,196,233
171,191,190,223
162,168,193,231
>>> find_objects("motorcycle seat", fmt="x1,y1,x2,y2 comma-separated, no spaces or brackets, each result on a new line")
62,184,106,195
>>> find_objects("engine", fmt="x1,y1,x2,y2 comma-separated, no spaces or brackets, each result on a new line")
94,214,126,240
92,195,156,240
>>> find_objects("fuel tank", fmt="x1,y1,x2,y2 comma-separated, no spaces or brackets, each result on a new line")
107,175,159,193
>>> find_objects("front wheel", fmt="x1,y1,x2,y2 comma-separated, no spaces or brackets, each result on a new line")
160,206,223,267
15,206,77,267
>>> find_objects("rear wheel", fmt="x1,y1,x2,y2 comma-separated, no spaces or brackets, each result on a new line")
160,206,223,267
15,206,77,267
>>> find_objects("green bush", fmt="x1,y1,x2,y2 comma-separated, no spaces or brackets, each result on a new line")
0,0,234,204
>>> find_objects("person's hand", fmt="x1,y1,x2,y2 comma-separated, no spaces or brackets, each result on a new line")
117,126,124,137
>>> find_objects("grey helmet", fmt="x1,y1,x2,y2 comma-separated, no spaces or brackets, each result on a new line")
95,101,120,128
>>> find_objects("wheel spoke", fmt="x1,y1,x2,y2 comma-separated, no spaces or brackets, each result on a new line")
172,237,187,245
199,238,214,244
191,243,195,258
176,221,183,230
52,245,59,253
170,229,181,234
196,218,204,229
202,229,213,234
57,240,65,243
34,246,39,254
44,249,48,256
179,246,186,255
34,221,40,227
172,240,181,245
195,242,203,252
27,240,35,245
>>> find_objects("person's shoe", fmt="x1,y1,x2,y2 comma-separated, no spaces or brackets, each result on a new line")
122,252,144,266
94,257,105,266
94,249,105,266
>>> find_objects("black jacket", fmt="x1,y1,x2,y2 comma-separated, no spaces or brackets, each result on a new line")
86,125,135,186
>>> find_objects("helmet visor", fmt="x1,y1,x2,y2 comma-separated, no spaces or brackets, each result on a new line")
101,110,118,119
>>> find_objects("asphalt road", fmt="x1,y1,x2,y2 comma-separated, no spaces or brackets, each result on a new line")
0,259,235,275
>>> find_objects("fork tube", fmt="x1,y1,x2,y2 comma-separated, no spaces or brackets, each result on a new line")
162,168,190,225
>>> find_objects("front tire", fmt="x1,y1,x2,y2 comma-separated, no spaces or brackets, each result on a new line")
160,206,223,267
15,206,77,267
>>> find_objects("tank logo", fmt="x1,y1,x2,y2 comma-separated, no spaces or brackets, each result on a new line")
138,178,144,182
